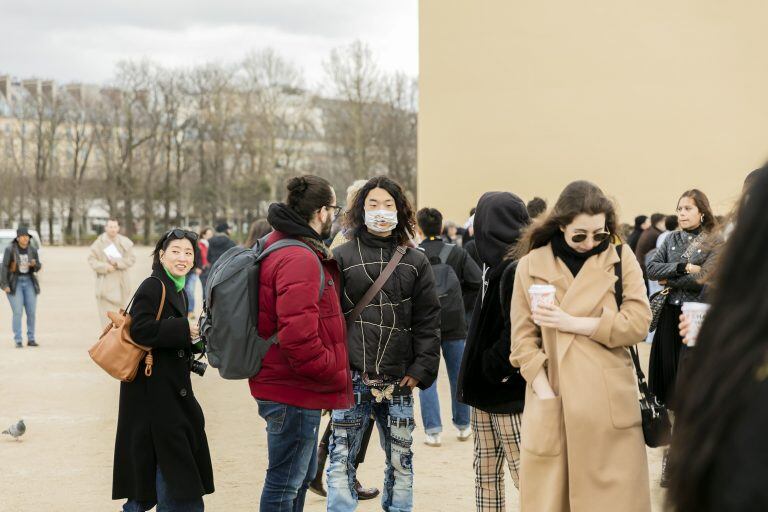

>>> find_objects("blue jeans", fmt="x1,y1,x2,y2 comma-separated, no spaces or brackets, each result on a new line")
184,273,198,313
122,467,204,512
327,376,415,512
257,400,322,512
418,339,470,434
7,275,37,344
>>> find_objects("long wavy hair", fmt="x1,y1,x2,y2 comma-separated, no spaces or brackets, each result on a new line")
343,176,415,246
667,169,768,511
512,181,618,259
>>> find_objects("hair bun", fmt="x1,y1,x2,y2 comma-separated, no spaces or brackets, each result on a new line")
287,177,309,195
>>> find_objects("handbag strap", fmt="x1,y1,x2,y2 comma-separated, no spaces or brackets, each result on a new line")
347,246,407,326
125,276,167,321
613,245,654,399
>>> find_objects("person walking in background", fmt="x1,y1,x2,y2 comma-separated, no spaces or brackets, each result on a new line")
197,227,213,291
1,227,42,348
113,229,214,512
628,214,650,252
329,180,368,251
206,222,236,270
442,220,460,245
526,196,547,220
510,181,652,512
185,238,204,321
647,189,718,487
249,176,352,512
635,213,667,290
666,168,768,511
243,219,272,248
416,207,482,447
327,176,441,512
88,219,136,327
456,192,531,511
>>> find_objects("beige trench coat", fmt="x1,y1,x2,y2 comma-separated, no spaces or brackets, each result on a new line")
510,243,652,512
88,233,136,326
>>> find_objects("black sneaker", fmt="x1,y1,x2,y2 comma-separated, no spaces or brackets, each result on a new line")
660,450,671,488
15,341,23,348
27,340,39,347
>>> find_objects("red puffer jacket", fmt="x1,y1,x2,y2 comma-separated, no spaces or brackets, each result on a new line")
249,231,353,410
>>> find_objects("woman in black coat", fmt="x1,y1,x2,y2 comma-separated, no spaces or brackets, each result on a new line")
114,229,214,512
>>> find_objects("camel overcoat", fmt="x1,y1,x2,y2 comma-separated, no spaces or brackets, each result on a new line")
88,233,136,325
510,243,652,512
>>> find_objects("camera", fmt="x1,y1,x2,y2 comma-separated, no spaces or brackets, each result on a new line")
190,357,208,377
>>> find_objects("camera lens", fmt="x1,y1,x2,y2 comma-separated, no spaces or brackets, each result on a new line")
190,359,207,377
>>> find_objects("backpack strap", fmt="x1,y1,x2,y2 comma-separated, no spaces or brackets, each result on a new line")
257,238,326,300
438,243,455,265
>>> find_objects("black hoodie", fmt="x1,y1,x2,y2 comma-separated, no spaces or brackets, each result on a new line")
458,192,530,414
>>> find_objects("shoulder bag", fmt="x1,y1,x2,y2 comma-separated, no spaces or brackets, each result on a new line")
88,276,165,382
614,245,672,448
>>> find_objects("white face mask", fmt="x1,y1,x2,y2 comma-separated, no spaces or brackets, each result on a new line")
365,210,399,233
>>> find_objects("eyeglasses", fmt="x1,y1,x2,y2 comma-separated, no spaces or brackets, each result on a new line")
570,231,611,244
164,228,199,242
327,205,343,218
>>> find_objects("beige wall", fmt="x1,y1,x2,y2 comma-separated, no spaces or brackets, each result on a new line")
418,0,768,224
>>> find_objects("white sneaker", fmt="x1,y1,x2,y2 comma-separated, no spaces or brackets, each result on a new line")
457,427,473,441
425,433,442,447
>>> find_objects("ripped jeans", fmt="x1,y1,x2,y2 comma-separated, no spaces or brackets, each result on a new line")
326,375,415,512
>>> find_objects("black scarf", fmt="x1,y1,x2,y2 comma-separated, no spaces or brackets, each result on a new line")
551,231,610,278
267,203,331,259
357,227,397,250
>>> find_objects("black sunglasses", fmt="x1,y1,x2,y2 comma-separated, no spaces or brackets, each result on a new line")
164,228,199,242
570,231,611,244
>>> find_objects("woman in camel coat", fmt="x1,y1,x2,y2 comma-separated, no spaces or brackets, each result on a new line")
510,181,652,512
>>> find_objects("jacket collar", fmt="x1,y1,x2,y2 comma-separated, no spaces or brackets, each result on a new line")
527,242,620,317
151,265,187,317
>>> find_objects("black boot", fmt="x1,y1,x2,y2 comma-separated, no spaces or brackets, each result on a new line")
309,442,329,497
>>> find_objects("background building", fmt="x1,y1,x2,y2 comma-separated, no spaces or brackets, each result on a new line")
418,0,768,222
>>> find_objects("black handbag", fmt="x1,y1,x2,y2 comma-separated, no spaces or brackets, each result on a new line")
614,245,672,448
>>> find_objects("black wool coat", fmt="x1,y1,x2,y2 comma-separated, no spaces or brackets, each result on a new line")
112,266,214,502
457,259,526,414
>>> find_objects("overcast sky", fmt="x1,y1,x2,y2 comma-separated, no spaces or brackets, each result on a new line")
0,0,418,89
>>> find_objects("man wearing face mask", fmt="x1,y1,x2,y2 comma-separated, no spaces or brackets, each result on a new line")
250,175,353,512
326,177,441,512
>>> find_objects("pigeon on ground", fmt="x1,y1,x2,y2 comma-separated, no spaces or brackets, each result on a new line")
2,419,26,441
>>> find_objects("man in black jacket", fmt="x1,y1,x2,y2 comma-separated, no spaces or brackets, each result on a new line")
206,222,236,269
327,177,440,512
416,207,482,447
457,192,530,510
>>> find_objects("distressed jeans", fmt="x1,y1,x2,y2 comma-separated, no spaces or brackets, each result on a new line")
326,375,415,512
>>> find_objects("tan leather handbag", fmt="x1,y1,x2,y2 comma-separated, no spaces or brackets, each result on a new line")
88,277,165,382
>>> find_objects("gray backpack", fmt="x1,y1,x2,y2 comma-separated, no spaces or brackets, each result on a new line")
199,235,325,379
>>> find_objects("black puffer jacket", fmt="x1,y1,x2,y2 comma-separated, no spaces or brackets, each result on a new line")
333,229,441,389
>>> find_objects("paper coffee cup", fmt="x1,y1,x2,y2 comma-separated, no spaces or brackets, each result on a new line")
681,302,710,347
529,284,556,312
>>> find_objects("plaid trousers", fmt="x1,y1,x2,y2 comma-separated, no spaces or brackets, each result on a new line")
472,408,522,511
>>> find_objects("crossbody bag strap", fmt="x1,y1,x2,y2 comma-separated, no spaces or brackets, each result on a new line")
613,244,652,397
347,246,407,326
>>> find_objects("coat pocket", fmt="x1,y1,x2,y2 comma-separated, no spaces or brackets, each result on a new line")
521,392,563,456
603,366,642,429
